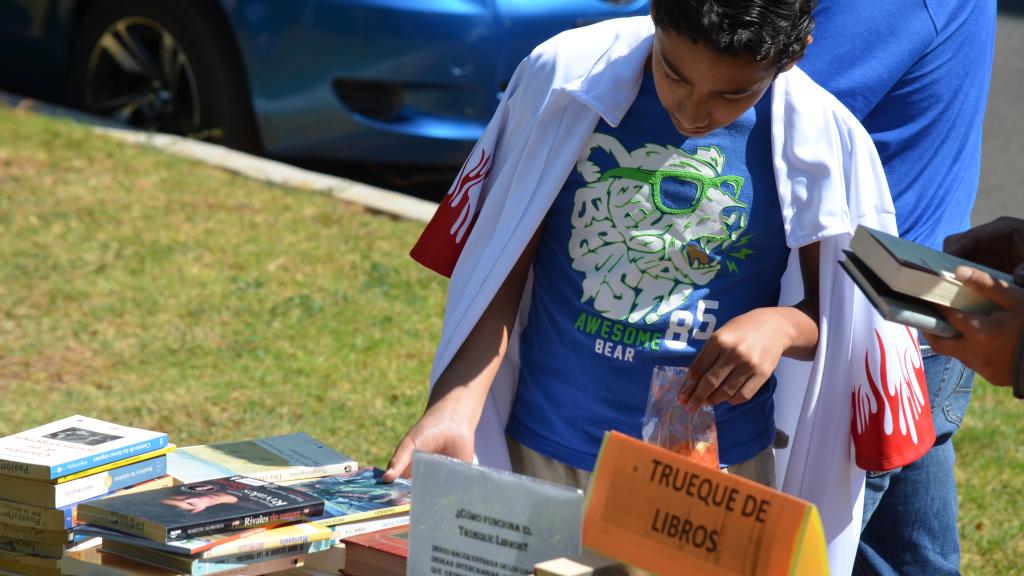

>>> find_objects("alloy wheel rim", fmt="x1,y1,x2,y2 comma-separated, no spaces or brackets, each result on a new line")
85,17,202,135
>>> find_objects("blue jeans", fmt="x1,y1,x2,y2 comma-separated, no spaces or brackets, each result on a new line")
854,343,974,576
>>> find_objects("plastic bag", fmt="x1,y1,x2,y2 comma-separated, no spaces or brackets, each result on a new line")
641,365,720,468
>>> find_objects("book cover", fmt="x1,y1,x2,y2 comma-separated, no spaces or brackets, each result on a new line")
288,468,411,527
0,455,168,508
840,252,958,337
850,226,1013,312
341,526,408,576
76,476,325,543
0,416,168,480
101,539,329,576
166,433,356,485
407,453,585,576
0,475,174,531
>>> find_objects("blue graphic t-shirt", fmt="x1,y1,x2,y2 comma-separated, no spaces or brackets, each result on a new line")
507,71,790,470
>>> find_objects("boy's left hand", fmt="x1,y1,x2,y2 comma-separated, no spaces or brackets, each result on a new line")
680,306,806,407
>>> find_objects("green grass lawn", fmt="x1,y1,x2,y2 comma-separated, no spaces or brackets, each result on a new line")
0,104,446,467
0,105,1020,573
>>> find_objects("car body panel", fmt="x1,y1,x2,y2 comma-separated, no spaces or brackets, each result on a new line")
0,0,650,165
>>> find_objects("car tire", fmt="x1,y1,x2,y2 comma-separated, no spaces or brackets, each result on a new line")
69,0,261,152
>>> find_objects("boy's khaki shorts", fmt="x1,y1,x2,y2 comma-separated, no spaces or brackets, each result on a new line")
506,435,776,492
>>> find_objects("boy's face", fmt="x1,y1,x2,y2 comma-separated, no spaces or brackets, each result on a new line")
651,27,783,138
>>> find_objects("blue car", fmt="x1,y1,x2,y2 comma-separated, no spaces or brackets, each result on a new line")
0,0,648,166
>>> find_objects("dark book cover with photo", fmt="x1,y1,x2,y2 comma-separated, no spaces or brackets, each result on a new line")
288,468,411,526
76,476,324,543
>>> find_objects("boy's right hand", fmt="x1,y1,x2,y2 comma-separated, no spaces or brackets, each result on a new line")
381,406,476,483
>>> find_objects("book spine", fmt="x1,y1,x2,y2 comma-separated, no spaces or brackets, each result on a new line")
49,435,168,479
172,502,327,542
190,553,307,576
318,504,412,527
0,522,70,545
192,542,323,576
75,506,165,542
201,527,331,559
55,445,175,484
253,461,359,484
0,536,66,558
0,500,70,531
330,515,409,541
52,457,168,508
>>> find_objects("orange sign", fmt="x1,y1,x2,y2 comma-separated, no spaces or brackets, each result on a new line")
583,432,828,576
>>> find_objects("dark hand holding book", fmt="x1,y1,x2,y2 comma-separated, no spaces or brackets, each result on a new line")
842,225,1017,337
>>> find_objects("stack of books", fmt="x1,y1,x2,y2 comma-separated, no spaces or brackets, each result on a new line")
61,433,410,576
0,416,172,576
64,469,412,576
67,476,332,575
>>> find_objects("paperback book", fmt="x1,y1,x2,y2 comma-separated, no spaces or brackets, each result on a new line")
0,474,175,531
167,434,356,485
76,476,325,543
840,251,958,337
0,521,72,545
75,521,334,559
54,444,176,484
289,468,411,527
0,416,168,480
0,455,168,508
847,225,1013,313
63,546,306,576
100,538,330,576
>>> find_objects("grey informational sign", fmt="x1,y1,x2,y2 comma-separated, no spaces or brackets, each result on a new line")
407,452,585,576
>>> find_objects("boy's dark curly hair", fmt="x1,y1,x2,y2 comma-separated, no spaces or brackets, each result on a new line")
650,0,816,71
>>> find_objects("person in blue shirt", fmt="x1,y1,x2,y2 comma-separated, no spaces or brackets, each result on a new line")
800,1,997,574
385,0,823,490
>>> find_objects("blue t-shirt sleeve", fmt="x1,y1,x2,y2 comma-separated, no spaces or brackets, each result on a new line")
801,0,997,250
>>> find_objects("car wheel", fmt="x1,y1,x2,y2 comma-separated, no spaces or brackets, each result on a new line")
69,0,261,152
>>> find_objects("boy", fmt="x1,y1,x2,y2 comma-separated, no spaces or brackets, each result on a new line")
386,1,930,572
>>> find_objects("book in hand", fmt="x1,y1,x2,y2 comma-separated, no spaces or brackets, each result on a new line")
76,476,325,543
287,468,411,527
166,433,356,485
0,455,169,508
339,526,408,576
0,416,168,480
841,251,958,337
848,225,1014,313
